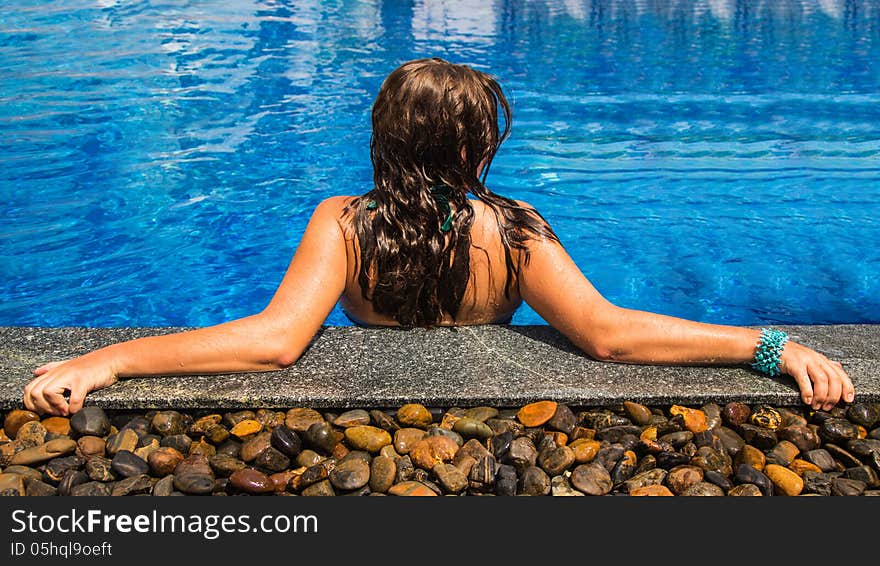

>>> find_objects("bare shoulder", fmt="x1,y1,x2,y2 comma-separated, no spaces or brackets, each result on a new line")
314,195,358,216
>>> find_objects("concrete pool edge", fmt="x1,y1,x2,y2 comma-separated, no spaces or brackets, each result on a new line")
0,324,877,410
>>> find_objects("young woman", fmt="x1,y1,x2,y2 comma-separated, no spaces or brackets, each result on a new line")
23,58,854,416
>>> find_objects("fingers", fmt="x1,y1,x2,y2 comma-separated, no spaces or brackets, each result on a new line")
822,361,842,412
789,365,814,406
809,364,830,410
33,360,67,376
68,385,88,414
829,360,855,404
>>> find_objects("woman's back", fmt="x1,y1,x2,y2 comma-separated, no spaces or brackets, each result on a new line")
335,195,524,326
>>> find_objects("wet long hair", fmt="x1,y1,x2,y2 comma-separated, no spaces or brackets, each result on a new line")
343,58,559,327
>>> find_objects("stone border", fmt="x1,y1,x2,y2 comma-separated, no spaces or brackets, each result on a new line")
1,325,877,409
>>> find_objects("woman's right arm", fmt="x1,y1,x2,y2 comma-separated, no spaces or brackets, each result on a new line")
516,208,854,410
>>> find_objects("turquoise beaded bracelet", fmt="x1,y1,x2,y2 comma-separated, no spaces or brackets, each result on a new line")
751,328,789,377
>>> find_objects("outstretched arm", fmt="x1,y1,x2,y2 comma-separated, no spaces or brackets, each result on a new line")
518,213,854,411
24,197,349,415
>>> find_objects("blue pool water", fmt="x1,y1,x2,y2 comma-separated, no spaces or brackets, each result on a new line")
1,0,879,328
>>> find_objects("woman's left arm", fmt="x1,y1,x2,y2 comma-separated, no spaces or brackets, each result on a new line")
24,197,349,415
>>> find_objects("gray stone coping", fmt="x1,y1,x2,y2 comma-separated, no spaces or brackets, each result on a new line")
0,324,877,410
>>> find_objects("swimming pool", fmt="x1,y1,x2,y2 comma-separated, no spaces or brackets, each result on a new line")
1,0,878,328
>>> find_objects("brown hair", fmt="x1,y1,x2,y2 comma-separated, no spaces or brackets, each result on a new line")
343,57,558,327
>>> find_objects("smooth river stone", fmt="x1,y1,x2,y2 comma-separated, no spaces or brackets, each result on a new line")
789,459,823,476
209,454,247,477
504,437,538,471
396,404,433,429
160,434,192,455
370,410,400,433
85,457,116,482
844,465,880,488
847,403,880,429
305,422,343,454
269,425,302,458
16,421,46,446
666,465,704,495
173,455,215,495
680,482,725,496
463,406,499,423
301,479,335,496
766,440,800,467
369,456,397,493
571,462,613,496
468,456,496,493
285,408,324,433
546,404,577,435
57,470,88,496
735,444,766,471
452,418,493,439
716,427,746,457
223,410,256,429
821,419,861,444
111,474,152,496
345,426,392,453
70,407,110,438
728,484,763,496
764,464,804,496
230,468,275,494
240,431,272,462
45,456,84,483
0,473,26,496
329,459,370,491
106,429,139,456
517,401,558,427
670,405,708,433
410,436,459,470
722,402,751,427
519,466,551,496
188,414,222,437
624,401,653,426
611,450,638,486
701,403,722,431
739,425,778,450
151,411,187,437
778,424,821,452
230,419,263,440
388,481,437,496
71,481,111,497
629,485,674,496
111,450,149,478
26,479,58,497
76,435,109,459
735,464,774,496
393,428,427,455
10,438,76,466
148,447,185,476
832,477,866,496
5,410,40,439
625,468,667,492
550,475,584,496
432,463,467,493
538,446,575,476
426,426,463,447
333,409,371,428
750,406,782,431
569,439,601,464
253,447,290,472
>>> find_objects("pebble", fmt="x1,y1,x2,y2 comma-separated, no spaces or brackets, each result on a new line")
369,456,397,493
517,400,558,427
764,464,804,496
151,411,187,437
571,462,613,496
517,465,550,496
410,436,459,470
396,404,433,429
70,406,110,437
452,418,493,439
728,484,762,496
630,485,674,496
680,482,725,496
0,473,26,496
230,468,275,494
3,401,874,497
430,463,466,493
285,408,324,433
10,438,76,465
329,459,370,491
5,410,41,438
330,409,368,428
148,447,185,476
111,474,152,496
71,481,111,497
666,465,705,495
388,481,436,496
86,457,116,482
305,422,343,454
270,425,302,458
344,426,392,453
